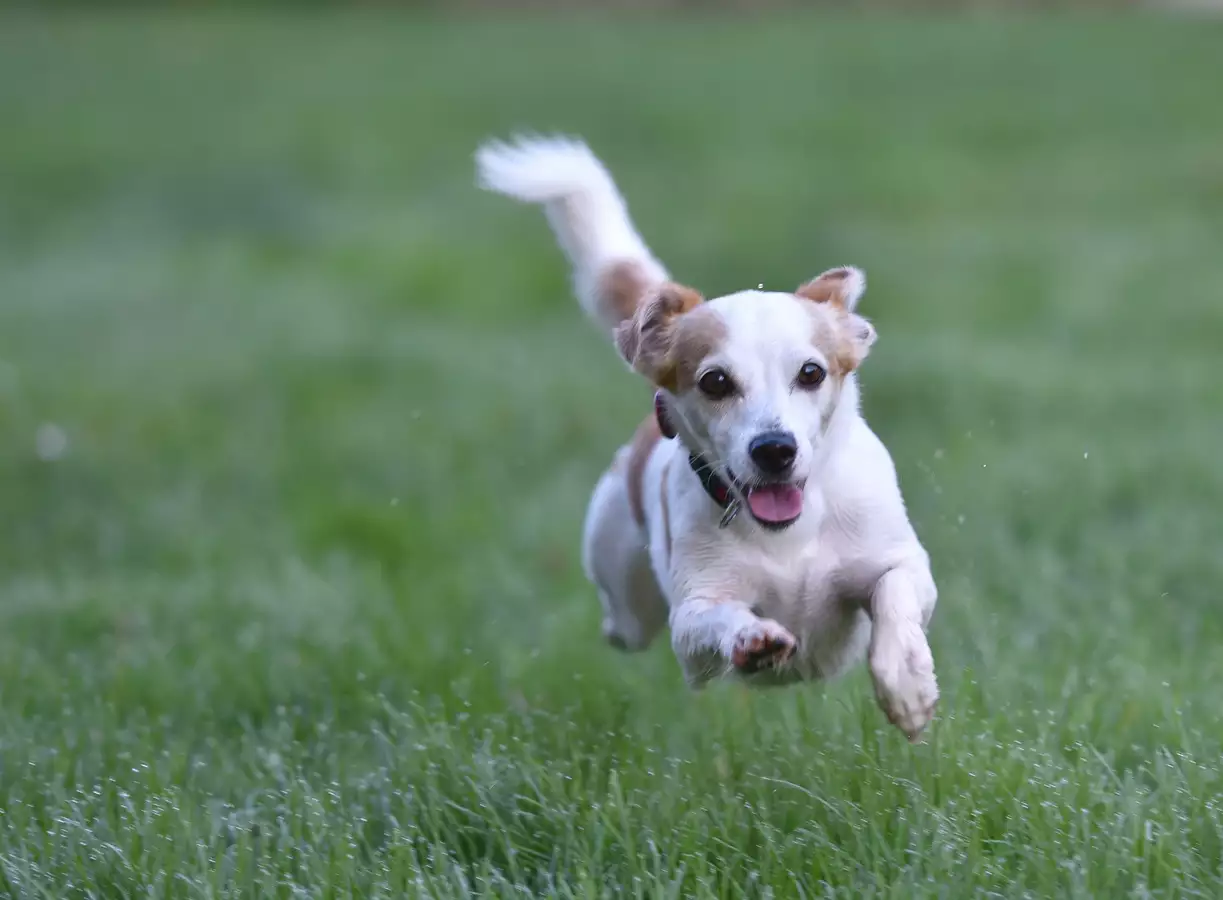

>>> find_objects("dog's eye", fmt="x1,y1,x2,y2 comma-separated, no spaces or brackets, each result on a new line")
697,368,736,399
796,362,827,389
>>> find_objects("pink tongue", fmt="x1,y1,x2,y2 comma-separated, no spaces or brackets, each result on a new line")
746,484,804,523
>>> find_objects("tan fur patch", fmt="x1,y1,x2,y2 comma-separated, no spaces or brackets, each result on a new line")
598,260,653,325
670,306,729,392
798,267,874,374
841,316,876,372
659,459,673,565
804,314,851,378
810,313,872,377
830,338,860,377
626,413,662,529
796,268,854,307
614,282,704,389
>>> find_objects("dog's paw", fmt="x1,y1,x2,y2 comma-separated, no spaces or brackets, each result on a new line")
870,629,939,741
602,618,630,651
729,619,797,674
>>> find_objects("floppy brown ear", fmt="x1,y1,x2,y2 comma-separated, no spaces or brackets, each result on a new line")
614,282,703,389
796,265,866,311
796,266,876,372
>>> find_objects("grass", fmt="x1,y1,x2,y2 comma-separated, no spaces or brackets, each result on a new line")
2,10,1223,897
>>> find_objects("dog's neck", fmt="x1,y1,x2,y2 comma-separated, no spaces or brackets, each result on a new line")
684,450,737,518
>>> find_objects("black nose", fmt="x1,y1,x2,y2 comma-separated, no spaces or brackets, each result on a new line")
748,430,798,475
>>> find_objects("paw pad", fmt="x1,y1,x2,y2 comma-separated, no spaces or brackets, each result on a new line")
731,631,796,673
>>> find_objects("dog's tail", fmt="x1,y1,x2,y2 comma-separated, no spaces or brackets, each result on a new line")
476,135,668,339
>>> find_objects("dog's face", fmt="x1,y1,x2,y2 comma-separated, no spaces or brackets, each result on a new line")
616,267,876,530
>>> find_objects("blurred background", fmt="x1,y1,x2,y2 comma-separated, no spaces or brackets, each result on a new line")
2,2,1222,896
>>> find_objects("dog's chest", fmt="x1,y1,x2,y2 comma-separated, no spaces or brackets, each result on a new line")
739,540,852,612
740,539,877,651
750,557,831,615
725,545,870,681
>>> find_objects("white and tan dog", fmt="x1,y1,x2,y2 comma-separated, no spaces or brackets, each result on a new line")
477,137,939,740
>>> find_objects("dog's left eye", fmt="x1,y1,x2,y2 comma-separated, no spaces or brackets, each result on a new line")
796,362,827,389
697,368,737,399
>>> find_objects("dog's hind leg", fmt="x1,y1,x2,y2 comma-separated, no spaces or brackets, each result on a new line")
581,457,668,651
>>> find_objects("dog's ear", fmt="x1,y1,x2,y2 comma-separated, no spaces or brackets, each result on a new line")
796,266,876,372
614,282,704,389
836,312,877,372
796,266,866,311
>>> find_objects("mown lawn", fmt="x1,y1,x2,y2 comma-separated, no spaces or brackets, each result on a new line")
1,11,1222,898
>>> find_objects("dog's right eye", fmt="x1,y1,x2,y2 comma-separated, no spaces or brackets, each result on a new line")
697,368,736,399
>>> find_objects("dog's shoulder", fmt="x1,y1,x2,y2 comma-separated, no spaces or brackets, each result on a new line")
821,415,922,557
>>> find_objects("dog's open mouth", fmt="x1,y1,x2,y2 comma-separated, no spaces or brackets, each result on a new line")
744,481,805,529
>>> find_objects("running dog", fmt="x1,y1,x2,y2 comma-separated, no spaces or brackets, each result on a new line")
476,136,939,740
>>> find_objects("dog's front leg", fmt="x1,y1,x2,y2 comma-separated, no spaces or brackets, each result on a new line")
669,598,797,687
867,562,939,741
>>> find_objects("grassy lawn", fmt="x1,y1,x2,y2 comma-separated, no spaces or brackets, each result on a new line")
2,11,1223,897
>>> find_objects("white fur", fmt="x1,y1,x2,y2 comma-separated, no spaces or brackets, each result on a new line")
475,136,667,337
477,136,939,740
835,267,867,311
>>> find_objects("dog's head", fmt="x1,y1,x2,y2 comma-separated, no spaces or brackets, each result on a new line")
614,266,876,531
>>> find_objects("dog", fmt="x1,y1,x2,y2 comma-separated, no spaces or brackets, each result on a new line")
476,136,939,740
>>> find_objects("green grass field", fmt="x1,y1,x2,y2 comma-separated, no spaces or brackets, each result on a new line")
2,12,1223,897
